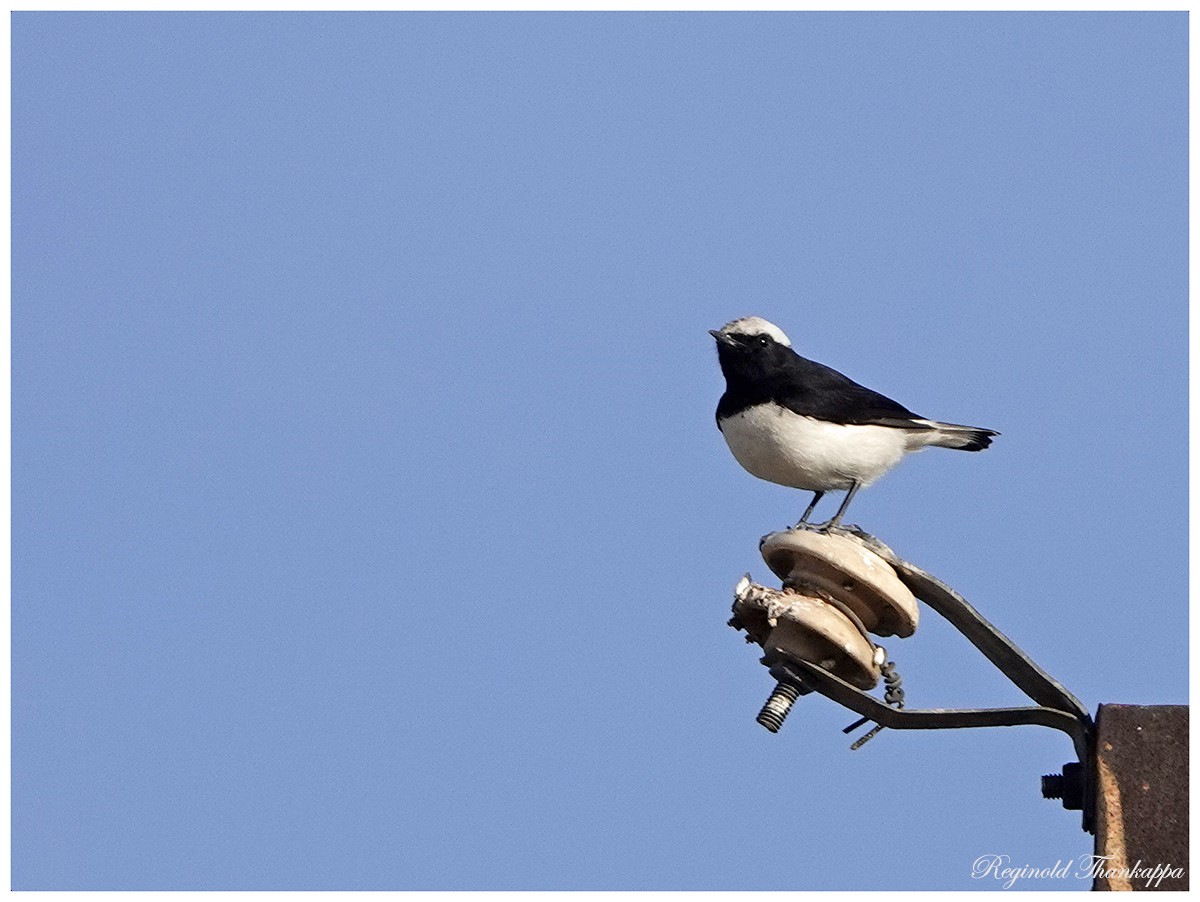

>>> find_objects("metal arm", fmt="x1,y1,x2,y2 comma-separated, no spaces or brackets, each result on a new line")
846,526,1091,727
759,525,1095,831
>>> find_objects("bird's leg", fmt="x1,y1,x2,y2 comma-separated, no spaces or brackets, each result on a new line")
797,491,825,526
822,481,861,531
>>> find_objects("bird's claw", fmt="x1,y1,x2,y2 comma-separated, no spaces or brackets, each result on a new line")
792,519,861,535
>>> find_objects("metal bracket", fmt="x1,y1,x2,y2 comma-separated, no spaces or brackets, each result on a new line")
756,524,1095,833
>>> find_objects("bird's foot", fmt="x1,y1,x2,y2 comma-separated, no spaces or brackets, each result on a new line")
793,519,861,535
792,518,831,532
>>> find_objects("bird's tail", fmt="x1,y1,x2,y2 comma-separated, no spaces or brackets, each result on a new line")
927,422,999,452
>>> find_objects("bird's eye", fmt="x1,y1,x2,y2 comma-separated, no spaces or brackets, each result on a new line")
757,335,769,346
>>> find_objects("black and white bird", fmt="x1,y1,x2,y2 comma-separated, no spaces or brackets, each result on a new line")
711,316,998,529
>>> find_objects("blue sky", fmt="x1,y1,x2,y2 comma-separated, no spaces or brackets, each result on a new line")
12,11,1187,892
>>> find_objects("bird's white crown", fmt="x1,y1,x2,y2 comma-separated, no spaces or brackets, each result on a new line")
717,316,792,348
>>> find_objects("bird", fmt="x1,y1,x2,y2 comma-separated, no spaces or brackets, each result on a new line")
710,316,998,529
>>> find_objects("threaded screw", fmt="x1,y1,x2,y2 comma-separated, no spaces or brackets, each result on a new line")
1041,773,1066,800
757,681,802,732
1041,762,1083,810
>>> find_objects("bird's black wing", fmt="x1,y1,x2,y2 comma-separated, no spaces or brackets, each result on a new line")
772,354,935,429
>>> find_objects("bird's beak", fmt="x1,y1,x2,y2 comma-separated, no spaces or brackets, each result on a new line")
709,329,731,344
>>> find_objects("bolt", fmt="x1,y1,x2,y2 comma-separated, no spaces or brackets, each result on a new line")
757,681,802,733
1041,762,1084,810
1041,773,1067,800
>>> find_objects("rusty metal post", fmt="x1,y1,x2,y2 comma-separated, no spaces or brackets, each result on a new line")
1092,704,1188,891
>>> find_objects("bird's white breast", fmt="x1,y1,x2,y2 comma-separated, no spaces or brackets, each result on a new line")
719,403,913,491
